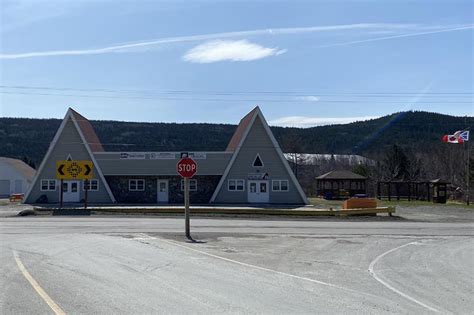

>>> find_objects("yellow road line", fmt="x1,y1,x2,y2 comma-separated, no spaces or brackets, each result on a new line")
13,250,66,315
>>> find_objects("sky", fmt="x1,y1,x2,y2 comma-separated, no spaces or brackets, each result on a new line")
0,0,473,127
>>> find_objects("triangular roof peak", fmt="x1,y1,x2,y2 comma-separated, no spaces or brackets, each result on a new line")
226,106,261,152
23,108,115,203
68,108,104,152
212,106,309,204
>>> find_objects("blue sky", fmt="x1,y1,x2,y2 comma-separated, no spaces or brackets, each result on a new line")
0,0,472,127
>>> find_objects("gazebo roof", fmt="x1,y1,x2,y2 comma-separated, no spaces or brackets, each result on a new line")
316,170,367,180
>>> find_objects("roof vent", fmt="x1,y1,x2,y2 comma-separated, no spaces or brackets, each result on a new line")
253,154,264,167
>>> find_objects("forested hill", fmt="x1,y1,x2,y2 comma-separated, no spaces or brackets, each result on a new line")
1,111,472,167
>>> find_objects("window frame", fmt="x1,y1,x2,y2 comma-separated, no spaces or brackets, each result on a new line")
228,179,245,192
272,180,289,192
129,179,145,191
181,179,197,192
40,179,57,191
83,179,99,191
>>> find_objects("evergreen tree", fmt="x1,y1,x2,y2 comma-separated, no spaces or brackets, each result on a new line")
353,164,371,178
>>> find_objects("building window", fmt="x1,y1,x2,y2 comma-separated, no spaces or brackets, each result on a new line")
129,179,145,191
181,179,197,191
40,179,56,191
253,154,264,167
83,179,99,191
228,179,245,192
272,180,289,192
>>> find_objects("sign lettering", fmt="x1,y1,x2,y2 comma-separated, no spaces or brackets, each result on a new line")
177,157,197,178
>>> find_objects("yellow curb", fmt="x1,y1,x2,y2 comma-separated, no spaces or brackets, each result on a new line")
38,206,396,217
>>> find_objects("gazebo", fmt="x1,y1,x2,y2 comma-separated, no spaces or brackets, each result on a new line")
316,170,367,200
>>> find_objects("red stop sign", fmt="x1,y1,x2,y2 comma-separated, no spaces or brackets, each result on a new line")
177,158,197,178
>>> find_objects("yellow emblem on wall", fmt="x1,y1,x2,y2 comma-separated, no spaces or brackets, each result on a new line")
56,161,93,180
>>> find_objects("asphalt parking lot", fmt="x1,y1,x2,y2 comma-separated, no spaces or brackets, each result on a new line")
1,202,473,314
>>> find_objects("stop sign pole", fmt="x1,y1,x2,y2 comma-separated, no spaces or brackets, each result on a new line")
177,157,197,240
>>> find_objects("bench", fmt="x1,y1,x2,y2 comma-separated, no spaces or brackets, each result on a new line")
9,193,24,202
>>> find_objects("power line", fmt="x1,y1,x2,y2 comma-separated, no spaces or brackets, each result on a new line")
0,85,473,96
0,91,472,104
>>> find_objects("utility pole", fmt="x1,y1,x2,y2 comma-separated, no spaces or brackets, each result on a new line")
466,138,470,205
60,179,63,209
464,118,470,205
177,155,196,241
84,179,89,209
184,177,191,239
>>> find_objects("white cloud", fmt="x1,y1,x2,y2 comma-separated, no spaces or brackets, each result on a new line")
182,40,285,63
1,23,472,60
296,95,320,102
269,116,379,127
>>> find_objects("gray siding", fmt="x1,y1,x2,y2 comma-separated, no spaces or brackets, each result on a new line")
25,118,113,204
214,116,305,204
94,152,232,176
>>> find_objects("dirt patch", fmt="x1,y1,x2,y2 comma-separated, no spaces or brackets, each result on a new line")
395,205,474,222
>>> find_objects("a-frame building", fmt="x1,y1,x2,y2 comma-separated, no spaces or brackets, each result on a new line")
24,106,308,205
210,107,309,204
24,108,115,204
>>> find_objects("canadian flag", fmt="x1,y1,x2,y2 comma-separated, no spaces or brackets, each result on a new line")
442,130,470,144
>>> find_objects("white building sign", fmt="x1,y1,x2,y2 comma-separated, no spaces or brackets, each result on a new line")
120,152,146,160
188,152,207,160
150,152,177,160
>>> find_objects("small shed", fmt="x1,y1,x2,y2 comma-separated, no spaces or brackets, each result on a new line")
430,178,448,204
0,157,36,197
316,170,367,200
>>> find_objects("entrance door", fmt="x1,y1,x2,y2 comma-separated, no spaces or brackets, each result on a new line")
63,181,80,202
248,180,269,203
157,180,169,203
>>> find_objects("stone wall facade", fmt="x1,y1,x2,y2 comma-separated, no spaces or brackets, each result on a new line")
105,175,221,204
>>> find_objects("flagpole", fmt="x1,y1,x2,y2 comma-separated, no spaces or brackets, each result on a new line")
444,129,470,205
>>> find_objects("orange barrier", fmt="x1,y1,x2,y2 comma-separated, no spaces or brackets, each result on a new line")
343,198,377,209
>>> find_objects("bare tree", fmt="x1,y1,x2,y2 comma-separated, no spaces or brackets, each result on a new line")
281,133,305,178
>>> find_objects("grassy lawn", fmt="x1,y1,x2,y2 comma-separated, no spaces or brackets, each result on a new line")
308,197,473,209
378,200,473,208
